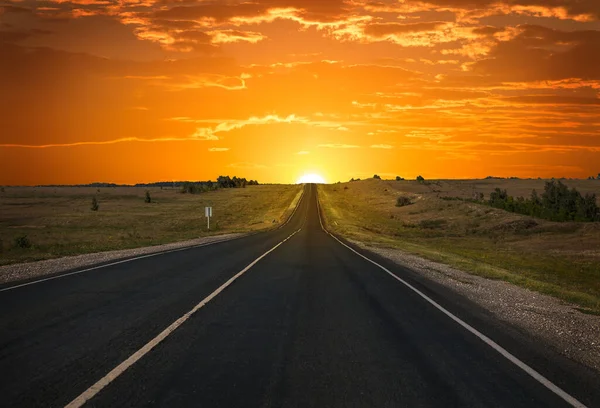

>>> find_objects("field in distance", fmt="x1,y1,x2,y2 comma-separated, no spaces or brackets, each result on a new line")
0,184,302,266
318,178,600,314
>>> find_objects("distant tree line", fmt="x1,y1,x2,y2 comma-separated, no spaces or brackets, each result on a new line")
216,175,258,188
181,176,259,194
35,178,259,189
486,180,599,222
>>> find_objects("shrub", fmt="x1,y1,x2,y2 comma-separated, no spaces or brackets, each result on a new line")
91,196,99,211
484,180,599,222
396,195,413,207
14,235,32,249
0,187,4,193
145,190,152,203
373,174,381,179
416,175,425,182
395,176,404,181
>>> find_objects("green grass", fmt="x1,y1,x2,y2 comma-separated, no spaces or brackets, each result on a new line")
0,185,302,266
318,180,600,314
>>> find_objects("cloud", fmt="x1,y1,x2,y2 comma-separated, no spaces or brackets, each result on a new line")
370,144,393,149
209,30,267,44
297,150,309,154
452,25,600,81
192,129,220,141
0,137,200,149
208,147,230,152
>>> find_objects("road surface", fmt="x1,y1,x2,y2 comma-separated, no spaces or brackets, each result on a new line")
1,184,599,407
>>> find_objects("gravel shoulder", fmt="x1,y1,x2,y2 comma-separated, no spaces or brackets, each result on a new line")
352,239,600,373
0,233,243,286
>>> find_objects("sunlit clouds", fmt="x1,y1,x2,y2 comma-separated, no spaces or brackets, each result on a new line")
1,0,600,184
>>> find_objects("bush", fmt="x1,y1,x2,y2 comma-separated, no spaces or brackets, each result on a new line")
416,175,425,182
91,196,99,211
14,235,32,249
373,174,381,179
485,180,599,222
395,176,404,181
396,195,413,207
0,187,4,193
145,190,152,203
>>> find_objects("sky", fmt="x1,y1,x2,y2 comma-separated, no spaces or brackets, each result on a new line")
1,0,600,184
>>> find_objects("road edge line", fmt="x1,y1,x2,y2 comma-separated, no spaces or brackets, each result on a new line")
64,227,301,408
0,236,237,293
315,186,587,408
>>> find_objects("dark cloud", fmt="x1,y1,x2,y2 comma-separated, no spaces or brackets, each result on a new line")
470,25,600,81
472,26,504,35
364,22,448,37
0,5,31,15
419,0,600,19
504,95,600,105
154,0,349,23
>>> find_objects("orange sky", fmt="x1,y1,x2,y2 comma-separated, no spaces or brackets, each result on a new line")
1,0,600,184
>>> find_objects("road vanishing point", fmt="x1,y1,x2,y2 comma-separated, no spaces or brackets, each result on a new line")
1,184,599,407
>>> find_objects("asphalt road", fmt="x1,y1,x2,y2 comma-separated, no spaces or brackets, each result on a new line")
1,184,599,407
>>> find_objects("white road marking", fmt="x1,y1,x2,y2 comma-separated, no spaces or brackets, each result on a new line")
64,228,301,408
315,187,587,408
1,185,308,293
0,236,236,293
276,184,305,229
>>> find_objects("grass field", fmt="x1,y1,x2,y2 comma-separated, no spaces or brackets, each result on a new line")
318,179,600,313
0,184,302,266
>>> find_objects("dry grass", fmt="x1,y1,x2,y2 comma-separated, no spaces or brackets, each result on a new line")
0,184,302,266
319,179,600,313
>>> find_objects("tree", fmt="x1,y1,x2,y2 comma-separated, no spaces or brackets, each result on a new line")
373,174,381,179
416,175,425,182
91,196,99,211
395,176,404,181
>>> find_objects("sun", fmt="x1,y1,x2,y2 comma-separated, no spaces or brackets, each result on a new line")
296,173,326,184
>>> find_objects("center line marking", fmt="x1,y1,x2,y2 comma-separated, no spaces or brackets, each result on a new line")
65,228,301,408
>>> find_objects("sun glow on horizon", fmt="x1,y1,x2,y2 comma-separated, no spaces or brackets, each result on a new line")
297,173,326,184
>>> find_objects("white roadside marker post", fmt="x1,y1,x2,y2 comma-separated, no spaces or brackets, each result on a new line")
205,206,213,230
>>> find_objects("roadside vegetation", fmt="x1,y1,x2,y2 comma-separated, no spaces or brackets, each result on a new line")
446,180,599,222
318,178,600,313
0,183,301,266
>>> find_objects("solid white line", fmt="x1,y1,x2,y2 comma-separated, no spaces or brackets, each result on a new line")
64,228,301,408
0,237,235,293
276,184,305,229
315,188,587,408
2,185,308,293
